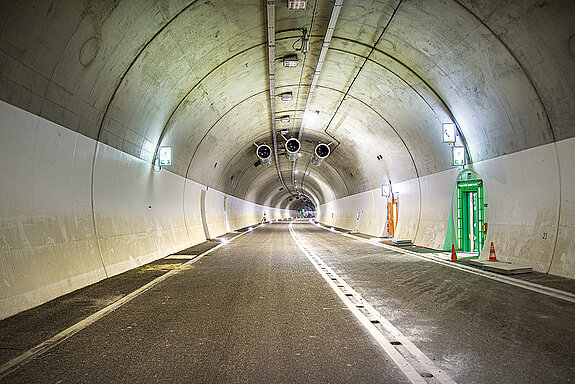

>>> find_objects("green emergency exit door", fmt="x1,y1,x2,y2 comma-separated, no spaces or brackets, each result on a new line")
457,179,485,253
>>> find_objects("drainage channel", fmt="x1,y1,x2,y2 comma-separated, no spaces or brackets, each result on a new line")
289,221,456,384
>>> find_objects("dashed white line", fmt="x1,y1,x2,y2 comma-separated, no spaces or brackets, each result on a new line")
289,221,456,384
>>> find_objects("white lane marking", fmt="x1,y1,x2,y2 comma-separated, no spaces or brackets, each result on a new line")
313,222,575,304
0,231,249,379
289,221,456,384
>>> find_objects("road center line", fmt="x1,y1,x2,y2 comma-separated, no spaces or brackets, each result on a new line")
289,221,456,384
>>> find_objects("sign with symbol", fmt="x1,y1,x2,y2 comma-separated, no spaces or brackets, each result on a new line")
442,123,456,143
452,146,465,166
381,185,390,197
159,146,172,166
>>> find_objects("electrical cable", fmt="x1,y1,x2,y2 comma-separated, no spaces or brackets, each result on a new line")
324,0,404,153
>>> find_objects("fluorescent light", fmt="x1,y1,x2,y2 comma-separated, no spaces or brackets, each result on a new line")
283,55,299,67
287,0,307,10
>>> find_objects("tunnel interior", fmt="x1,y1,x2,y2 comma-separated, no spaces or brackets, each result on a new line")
0,0,574,319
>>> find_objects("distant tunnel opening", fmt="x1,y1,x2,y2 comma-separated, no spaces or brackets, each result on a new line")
291,195,316,217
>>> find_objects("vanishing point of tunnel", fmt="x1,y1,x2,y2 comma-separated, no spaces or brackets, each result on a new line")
1,0,575,383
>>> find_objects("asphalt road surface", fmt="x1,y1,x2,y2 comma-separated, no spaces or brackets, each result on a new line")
2,219,575,383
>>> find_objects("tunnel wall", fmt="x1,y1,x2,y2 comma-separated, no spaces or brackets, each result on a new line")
0,101,295,320
318,138,575,279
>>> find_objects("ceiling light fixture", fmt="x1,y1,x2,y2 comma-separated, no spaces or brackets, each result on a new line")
282,54,299,67
287,0,307,10
280,92,293,101
280,115,290,122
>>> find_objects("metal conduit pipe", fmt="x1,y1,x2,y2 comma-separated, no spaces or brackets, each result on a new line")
266,0,293,196
292,0,343,192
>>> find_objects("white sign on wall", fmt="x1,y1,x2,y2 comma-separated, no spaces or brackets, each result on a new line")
381,185,390,197
442,123,456,143
159,146,172,166
452,146,465,166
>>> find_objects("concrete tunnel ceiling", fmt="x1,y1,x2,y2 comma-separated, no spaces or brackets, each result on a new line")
1,0,573,210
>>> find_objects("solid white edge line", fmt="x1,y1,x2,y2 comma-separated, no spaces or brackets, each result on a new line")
0,230,249,379
289,221,456,384
314,222,575,305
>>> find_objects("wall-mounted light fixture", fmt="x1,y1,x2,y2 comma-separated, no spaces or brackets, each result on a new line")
280,92,293,101
311,142,330,166
280,115,290,122
255,143,272,167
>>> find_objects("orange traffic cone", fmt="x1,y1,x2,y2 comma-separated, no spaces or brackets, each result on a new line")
488,242,498,261
450,244,458,261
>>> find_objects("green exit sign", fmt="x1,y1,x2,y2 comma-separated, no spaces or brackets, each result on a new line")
159,146,172,166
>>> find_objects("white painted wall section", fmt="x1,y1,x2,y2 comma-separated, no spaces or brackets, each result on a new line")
0,101,296,319
319,138,575,279
93,144,193,277
183,179,207,245
414,169,460,250
0,101,104,320
552,138,575,276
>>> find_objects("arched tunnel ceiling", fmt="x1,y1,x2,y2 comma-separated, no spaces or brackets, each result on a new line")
0,0,573,207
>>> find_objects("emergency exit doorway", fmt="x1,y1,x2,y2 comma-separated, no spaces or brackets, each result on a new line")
457,179,485,253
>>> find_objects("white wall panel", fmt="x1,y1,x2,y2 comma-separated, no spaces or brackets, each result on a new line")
475,143,560,272
415,168,460,249
0,101,104,320
93,144,191,276
392,178,421,241
358,190,388,237
183,179,207,245
204,188,228,239
545,138,574,278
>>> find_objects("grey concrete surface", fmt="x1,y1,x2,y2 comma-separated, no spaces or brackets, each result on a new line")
1,222,407,383
297,221,575,383
0,240,225,366
1,0,573,206
3,220,575,383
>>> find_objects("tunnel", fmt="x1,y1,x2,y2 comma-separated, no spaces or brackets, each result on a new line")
1,0,575,382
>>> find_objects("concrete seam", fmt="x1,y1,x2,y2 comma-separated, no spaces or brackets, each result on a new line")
182,177,193,245
547,141,562,273
89,141,108,278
